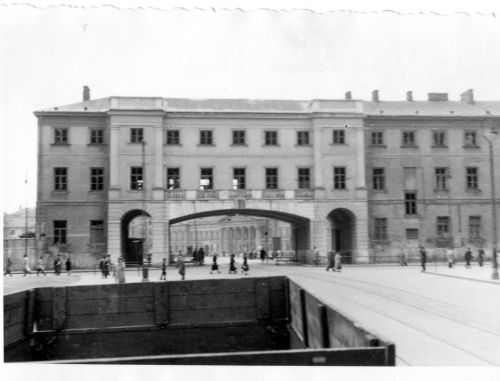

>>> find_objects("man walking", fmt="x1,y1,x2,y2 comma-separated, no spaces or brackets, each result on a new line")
325,250,335,271
54,255,62,276
160,258,167,280
478,248,485,267
176,256,186,280
446,247,456,269
464,248,473,269
37,256,46,276
4,257,13,276
419,246,427,272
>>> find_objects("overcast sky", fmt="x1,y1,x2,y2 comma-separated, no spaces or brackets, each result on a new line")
2,0,500,214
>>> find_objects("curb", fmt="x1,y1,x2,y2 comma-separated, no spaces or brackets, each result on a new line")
424,271,499,285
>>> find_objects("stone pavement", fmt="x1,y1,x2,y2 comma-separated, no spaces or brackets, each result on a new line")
3,260,499,366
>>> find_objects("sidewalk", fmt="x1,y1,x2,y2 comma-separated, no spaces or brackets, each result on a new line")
423,263,499,285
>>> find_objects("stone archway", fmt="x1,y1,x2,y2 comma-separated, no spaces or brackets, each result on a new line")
328,208,356,264
121,209,152,265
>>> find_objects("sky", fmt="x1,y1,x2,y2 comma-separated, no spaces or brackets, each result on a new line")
2,0,500,214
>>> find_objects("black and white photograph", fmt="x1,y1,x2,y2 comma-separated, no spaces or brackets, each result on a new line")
2,0,500,378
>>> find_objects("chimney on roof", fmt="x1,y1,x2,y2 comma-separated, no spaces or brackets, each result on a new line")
460,89,474,104
372,90,379,102
83,86,90,102
428,93,448,102
406,91,413,102
345,91,352,100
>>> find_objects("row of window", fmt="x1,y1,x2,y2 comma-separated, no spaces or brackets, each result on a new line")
370,129,480,147
52,126,484,149
52,165,482,193
373,216,482,241
372,167,480,192
53,220,104,244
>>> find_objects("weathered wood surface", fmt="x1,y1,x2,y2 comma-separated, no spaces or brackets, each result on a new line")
304,291,324,349
4,292,27,345
288,281,305,345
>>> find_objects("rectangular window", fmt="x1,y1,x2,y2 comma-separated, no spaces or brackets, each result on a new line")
90,128,104,144
53,220,67,244
166,130,180,145
200,168,213,189
265,168,278,189
469,216,481,239
464,131,477,146
372,168,385,190
374,218,387,240
200,130,213,145
297,131,310,146
232,130,246,145
333,130,345,144
466,167,478,190
406,228,419,240
54,167,67,191
232,168,246,189
264,131,278,146
130,128,144,143
437,216,450,236
298,168,311,189
167,168,180,189
403,167,417,190
405,191,417,215
371,131,384,145
333,167,346,189
130,167,143,190
90,220,104,244
435,167,449,191
90,167,104,191
402,131,416,146
432,130,446,146
54,128,68,144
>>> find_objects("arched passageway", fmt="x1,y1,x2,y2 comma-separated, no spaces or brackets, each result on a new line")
121,209,152,265
328,208,356,264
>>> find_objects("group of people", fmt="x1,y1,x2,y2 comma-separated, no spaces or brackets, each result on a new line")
4,254,72,277
412,246,489,272
325,250,343,272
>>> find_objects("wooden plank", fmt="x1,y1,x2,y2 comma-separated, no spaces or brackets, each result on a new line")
269,289,287,320
4,292,27,310
154,282,168,325
66,283,153,300
168,278,255,295
52,287,66,330
299,288,309,348
385,343,396,366
254,278,270,320
4,324,25,346
66,312,155,329
66,297,154,315
288,281,304,341
25,289,35,336
305,292,323,349
168,292,255,310
4,305,25,326
319,304,330,348
169,306,256,324
35,287,54,303
326,308,370,348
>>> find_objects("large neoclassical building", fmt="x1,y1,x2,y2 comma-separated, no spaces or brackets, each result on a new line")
34,87,500,267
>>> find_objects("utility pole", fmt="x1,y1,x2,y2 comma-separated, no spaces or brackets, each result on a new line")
483,128,498,280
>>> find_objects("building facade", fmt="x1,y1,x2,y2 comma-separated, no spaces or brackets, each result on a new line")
34,88,500,267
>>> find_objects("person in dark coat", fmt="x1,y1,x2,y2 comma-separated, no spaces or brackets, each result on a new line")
478,248,485,267
4,257,13,276
65,256,72,275
54,255,62,275
229,254,237,274
419,246,427,272
325,251,335,271
99,257,105,278
103,255,111,278
176,256,185,280
198,247,205,265
160,258,167,280
241,255,249,275
464,248,472,269
210,254,221,274
260,248,266,262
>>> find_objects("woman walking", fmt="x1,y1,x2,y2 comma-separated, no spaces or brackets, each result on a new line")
241,255,249,275
176,256,186,280
23,254,32,276
229,254,237,274
65,256,72,275
115,257,126,284
160,258,167,280
37,256,46,276
334,251,342,272
210,254,221,274
325,251,335,271
4,257,13,276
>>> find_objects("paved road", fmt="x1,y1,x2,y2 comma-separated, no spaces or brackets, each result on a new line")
4,261,499,366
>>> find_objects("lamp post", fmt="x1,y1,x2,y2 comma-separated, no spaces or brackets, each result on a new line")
482,128,498,280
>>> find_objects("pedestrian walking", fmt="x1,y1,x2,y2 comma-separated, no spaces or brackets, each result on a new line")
54,255,62,276
99,256,106,278
419,246,427,272
313,247,320,266
241,255,249,275
37,256,46,276
229,254,237,274
23,254,32,276
477,248,485,267
464,248,473,269
103,255,111,278
210,254,221,274
325,250,335,271
160,258,167,280
65,256,72,275
399,247,408,266
4,257,13,276
446,247,456,268
115,257,126,284
334,251,342,272
176,256,185,280
260,248,266,262
198,247,205,265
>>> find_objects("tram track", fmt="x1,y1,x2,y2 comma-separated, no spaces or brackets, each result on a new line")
259,265,499,366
